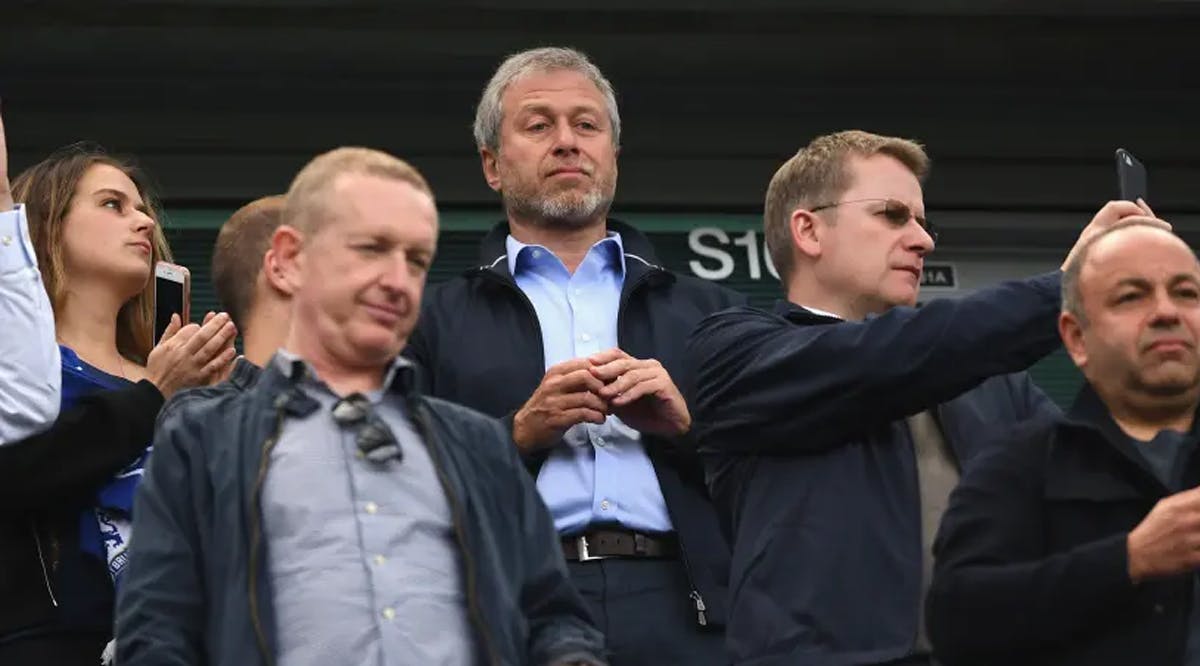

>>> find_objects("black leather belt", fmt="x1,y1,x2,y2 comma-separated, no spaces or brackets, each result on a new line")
561,529,679,562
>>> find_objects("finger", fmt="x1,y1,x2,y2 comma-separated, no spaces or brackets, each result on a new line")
202,311,217,325
587,347,630,366
0,105,10,210
611,374,669,406
196,321,238,363
589,357,642,382
1095,200,1148,223
1137,197,1157,219
156,313,182,345
560,407,608,427
1111,215,1171,232
202,347,237,380
545,357,594,377
554,390,611,415
551,367,607,395
182,312,232,354
598,365,658,399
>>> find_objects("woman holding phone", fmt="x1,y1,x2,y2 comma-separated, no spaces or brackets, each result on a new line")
0,112,237,664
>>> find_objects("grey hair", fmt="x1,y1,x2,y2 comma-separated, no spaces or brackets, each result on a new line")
473,46,621,152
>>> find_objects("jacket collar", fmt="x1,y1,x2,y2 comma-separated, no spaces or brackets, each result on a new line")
253,351,420,415
772,299,845,325
1057,381,1200,488
473,217,673,294
476,217,664,272
229,356,261,392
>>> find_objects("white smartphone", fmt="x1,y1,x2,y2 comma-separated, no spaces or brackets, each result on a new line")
154,261,191,343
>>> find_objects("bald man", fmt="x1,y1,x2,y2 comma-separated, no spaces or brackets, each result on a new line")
927,218,1200,666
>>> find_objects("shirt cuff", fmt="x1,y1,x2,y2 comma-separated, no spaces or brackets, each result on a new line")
0,205,37,275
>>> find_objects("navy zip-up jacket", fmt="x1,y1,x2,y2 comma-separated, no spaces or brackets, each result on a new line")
405,219,746,629
115,357,605,666
686,272,1065,665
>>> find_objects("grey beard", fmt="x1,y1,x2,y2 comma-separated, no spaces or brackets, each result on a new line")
505,188,612,230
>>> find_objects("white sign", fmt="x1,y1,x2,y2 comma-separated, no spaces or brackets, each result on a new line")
687,228,778,281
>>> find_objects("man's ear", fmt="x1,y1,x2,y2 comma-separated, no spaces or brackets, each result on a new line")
1059,310,1089,370
261,246,295,297
480,148,502,193
790,208,823,260
270,225,305,294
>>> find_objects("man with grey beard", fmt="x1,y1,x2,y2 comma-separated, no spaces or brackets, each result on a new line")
405,47,744,665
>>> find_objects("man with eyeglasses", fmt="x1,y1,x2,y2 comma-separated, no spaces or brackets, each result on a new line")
115,148,605,666
686,129,1150,665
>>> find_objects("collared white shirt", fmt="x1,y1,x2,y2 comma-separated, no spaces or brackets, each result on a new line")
0,205,60,444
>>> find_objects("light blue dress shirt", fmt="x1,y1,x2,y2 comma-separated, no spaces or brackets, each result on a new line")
0,205,61,445
506,232,673,535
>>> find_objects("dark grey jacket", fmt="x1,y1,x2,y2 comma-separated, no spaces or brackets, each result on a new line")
115,357,606,666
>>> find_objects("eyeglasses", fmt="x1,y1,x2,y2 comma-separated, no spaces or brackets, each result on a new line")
810,198,938,243
331,394,403,463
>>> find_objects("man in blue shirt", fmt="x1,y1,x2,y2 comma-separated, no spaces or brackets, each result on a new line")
406,47,744,665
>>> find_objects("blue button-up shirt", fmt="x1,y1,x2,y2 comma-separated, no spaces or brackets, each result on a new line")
506,233,673,535
263,351,476,666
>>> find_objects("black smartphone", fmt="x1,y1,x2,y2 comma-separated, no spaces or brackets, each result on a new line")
154,261,191,344
1115,148,1148,202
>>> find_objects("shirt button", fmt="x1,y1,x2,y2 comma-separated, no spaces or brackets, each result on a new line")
364,502,378,514
1,236,12,246
1154,604,1165,615
595,436,607,447
600,500,611,511
574,288,583,296
373,555,386,566
580,333,592,342
382,607,396,621
532,249,542,259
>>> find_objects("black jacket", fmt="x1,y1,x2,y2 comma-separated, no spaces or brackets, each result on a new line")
404,219,747,629
0,380,163,646
686,273,1064,665
116,355,605,666
928,384,1200,666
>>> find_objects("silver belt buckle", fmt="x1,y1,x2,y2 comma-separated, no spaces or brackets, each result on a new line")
577,535,609,562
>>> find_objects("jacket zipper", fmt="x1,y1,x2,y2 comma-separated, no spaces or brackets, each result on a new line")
31,520,59,607
617,265,713,626
248,410,287,666
412,398,503,666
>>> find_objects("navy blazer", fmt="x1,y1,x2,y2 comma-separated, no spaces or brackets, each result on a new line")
687,273,1064,665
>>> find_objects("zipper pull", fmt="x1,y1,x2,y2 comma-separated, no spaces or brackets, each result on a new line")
690,590,708,627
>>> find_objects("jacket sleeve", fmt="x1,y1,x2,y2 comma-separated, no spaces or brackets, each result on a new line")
496,417,607,666
926,430,1137,663
687,272,1063,455
115,399,210,666
0,380,163,512
1015,369,1063,422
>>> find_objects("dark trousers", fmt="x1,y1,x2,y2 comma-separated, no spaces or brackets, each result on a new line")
568,558,726,666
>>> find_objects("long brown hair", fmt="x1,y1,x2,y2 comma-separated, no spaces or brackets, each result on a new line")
12,144,172,364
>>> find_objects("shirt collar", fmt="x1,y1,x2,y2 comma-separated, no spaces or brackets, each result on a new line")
504,231,626,278
271,349,416,396
797,304,844,320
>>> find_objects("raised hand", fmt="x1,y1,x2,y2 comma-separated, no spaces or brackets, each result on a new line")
1063,199,1170,271
145,312,238,399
